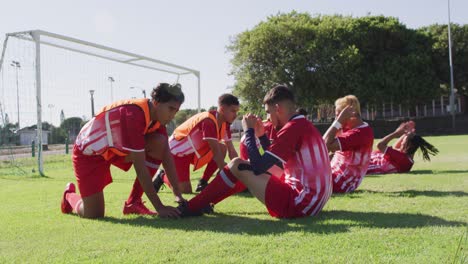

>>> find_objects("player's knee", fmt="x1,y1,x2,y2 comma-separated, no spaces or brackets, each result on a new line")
228,158,250,174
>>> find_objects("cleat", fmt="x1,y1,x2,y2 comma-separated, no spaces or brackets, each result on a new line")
195,179,208,192
152,169,165,193
123,200,157,215
61,182,76,214
201,203,215,214
176,201,203,217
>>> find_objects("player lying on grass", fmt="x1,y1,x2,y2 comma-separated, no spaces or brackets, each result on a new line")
323,95,374,193
177,85,333,218
367,121,439,175
152,94,239,194
61,83,185,219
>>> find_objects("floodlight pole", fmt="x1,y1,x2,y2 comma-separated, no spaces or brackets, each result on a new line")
447,0,456,132
130,86,146,98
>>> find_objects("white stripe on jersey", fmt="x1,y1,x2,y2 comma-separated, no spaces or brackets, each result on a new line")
220,170,235,188
265,150,286,164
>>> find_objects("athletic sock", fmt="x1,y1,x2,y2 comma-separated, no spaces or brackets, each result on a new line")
188,165,238,212
201,160,218,182
126,157,161,204
212,182,247,205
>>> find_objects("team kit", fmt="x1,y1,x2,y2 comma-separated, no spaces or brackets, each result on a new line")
61,83,438,219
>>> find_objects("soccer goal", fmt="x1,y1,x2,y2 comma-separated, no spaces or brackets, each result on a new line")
0,30,200,176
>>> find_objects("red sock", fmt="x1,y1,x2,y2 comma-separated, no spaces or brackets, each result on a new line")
201,160,218,181
188,166,238,212
126,157,161,204
212,182,247,205
66,193,82,214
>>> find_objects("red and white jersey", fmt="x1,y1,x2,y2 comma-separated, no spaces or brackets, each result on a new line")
263,120,277,141
266,115,332,216
331,123,374,193
169,111,230,157
367,147,414,175
75,105,147,156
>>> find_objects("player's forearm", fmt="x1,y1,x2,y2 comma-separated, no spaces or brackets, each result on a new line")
323,126,339,150
377,132,399,153
258,134,270,150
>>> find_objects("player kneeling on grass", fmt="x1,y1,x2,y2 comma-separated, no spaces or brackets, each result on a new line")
323,95,374,193
152,94,240,194
178,85,333,218
367,121,439,175
61,83,185,219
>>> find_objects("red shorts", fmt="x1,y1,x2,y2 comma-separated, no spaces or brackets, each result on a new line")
172,154,194,183
73,146,161,197
264,176,306,218
72,146,116,198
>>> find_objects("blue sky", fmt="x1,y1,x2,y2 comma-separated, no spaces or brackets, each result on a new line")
1,0,467,118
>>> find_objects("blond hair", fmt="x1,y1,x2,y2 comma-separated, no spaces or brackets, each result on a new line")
335,95,361,115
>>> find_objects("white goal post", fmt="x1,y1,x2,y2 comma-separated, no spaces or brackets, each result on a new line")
0,29,201,176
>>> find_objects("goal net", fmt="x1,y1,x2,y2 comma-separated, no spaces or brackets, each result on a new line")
0,30,200,176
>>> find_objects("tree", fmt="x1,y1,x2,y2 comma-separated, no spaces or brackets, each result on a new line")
60,110,65,125
229,12,440,111
419,24,468,97
60,117,84,138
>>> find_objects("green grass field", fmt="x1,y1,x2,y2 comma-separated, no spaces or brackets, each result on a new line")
0,135,467,263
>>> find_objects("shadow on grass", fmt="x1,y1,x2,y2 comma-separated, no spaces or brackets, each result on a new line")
353,189,468,198
96,209,465,235
366,169,468,177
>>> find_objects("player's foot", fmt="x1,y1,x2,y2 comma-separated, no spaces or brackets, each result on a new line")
61,182,76,214
195,179,208,192
152,169,165,193
201,203,215,214
176,202,204,217
123,200,157,215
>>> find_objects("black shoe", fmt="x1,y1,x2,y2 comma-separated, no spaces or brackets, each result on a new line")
201,203,215,214
152,169,165,193
177,201,203,217
195,179,208,192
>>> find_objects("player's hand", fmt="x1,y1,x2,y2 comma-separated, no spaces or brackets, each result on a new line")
337,106,356,124
406,120,416,133
395,122,408,135
156,205,181,218
242,114,258,131
254,118,265,137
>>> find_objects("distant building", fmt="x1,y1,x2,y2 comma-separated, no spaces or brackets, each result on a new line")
18,128,50,146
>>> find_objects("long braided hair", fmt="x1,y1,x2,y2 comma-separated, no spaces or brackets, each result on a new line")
406,135,439,161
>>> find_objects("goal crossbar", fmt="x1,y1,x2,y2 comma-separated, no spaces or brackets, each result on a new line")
0,29,201,176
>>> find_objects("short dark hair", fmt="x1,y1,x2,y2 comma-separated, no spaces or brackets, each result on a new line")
218,93,239,106
151,83,185,104
296,108,308,116
263,85,295,105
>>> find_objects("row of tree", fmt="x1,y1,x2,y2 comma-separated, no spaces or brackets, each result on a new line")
0,117,84,146
228,13,468,112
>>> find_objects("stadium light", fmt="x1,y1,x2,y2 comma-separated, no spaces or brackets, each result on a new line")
447,0,456,132
108,76,115,102
10,60,21,129
130,86,146,98
89,90,95,117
